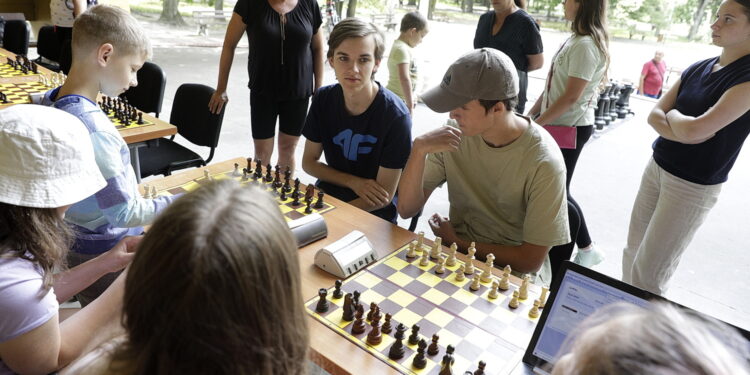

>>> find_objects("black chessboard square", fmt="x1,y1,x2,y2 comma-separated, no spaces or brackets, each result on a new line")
342,280,367,295
433,280,460,295
369,262,397,279
403,279,431,296
392,346,417,366
511,315,537,332
406,298,434,316
415,318,440,335
377,298,403,317
480,316,508,335
489,337,520,357
440,297,469,316
454,340,484,360
371,280,400,298
400,264,426,278
444,317,474,337
471,297,500,314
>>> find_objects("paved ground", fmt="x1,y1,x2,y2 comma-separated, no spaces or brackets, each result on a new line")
126,13,749,331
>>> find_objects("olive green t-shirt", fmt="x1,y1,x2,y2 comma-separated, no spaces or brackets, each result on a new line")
423,118,570,285
386,39,417,103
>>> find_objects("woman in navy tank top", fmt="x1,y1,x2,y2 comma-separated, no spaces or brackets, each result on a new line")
623,0,750,295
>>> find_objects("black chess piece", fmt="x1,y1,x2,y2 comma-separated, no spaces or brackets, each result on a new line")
439,345,455,375
274,169,282,189
412,338,428,369
265,164,273,182
367,302,378,321
428,334,440,356
388,323,407,360
292,191,301,206
333,280,343,299
473,360,486,375
366,314,382,345
342,293,354,321
254,160,263,179
314,191,325,209
315,288,329,313
351,304,366,334
280,188,287,201
381,313,392,334
241,168,249,181
246,157,253,172
305,198,313,214
408,324,421,345
293,178,301,193
283,167,292,192
352,290,361,307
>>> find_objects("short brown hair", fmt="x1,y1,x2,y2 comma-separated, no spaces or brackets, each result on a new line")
400,12,427,32
327,17,385,61
479,97,518,113
72,5,152,61
109,180,308,375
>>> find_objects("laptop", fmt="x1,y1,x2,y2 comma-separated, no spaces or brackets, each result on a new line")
509,261,749,375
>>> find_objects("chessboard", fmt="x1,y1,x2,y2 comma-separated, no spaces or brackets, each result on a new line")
148,160,336,222
0,56,41,78
306,237,546,375
0,81,50,105
99,95,155,130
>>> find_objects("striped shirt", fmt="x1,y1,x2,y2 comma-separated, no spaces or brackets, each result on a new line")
42,88,177,254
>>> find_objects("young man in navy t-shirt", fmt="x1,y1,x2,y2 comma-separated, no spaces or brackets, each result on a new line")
302,18,412,223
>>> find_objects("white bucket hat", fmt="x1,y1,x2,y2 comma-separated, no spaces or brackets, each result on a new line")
0,105,106,208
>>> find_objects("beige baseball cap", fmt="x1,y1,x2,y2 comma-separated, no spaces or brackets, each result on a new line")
422,48,519,113
0,105,106,208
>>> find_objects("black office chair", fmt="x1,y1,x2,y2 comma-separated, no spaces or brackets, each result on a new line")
122,61,166,118
138,83,225,178
3,20,29,56
34,25,61,71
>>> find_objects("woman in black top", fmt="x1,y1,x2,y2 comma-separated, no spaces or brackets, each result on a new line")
209,0,325,174
474,0,543,113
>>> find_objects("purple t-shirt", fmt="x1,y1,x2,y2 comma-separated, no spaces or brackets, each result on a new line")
0,255,59,374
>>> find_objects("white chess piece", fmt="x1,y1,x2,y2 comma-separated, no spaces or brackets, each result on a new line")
406,242,417,258
470,272,481,291
539,287,549,309
455,265,466,281
150,186,157,198
430,237,442,259
142,184,150,199
488,281,499,299
414,231,425,251
519,275,530,300
419,249,429,266
480,253,495,283
435,255,446,274
465,242,476,274
446,243,457,267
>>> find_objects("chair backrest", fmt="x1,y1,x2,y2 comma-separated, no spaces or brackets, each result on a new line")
170,83,225,149
36,25,60,62
3,20,29,56
122,61,166,117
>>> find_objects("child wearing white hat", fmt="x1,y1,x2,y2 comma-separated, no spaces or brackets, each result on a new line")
0,105,138,375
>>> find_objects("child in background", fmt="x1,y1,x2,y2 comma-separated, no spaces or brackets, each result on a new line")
0,105,137,375
62,180,309,375
386,12,429,116
41,5,177,306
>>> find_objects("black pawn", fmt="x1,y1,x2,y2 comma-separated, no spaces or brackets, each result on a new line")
439,345,455,375
428,333,440,356
315,288,329,313
351,304,366,334
265,164,273,182
293,178,301,193
412,338,428,369
352,290,361,307
474,360,486,375
305,198,313,214
408,324,421,345
314,191,325,209
274,169,282,188
283,167,292,192
246,157,253,172
366,302,378,321
292,191,301,206
381,313,392,334
280,188,287,201
333,280,343,299
342,293,354,321
254,160,263,179
388,323,407,360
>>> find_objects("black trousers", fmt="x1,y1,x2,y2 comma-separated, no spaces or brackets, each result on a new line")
560,125,594,249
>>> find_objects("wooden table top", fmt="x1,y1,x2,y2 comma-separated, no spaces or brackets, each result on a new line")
145,157,533,375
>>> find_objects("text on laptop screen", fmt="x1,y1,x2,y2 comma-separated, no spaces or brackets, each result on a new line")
531,269,651,363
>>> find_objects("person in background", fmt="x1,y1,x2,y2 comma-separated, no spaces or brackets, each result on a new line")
62,181,309,375
551,302,750,375
638,50,667,98
474,0,543,113
386,11,429,116
49,0,96,73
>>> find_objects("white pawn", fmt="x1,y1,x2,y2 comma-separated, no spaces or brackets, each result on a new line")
488,281,499,299
470,272,481,291
406,242,417,258
430,237,442,259
455,265,466,281
419,248,430,266
498,269,510,291
150,186,157,198
465,242,476,274
435,255,446,274
231,163,241,177
446,242,457,267
480,253,495,283
528,299,541,319
142,184,151,198
509,289,520,309
519,275,530,300
539,286,549,309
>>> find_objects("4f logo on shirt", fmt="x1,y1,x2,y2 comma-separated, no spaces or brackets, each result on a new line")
333,129,377,161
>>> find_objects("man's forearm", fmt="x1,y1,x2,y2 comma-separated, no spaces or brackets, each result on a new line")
304,160,356,190
397,148,428,218
448,237,548,274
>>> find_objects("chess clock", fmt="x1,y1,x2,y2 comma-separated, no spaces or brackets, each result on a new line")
287,213,328,248
314,230,378,279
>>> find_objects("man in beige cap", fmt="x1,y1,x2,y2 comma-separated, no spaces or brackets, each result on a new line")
397,48,570,285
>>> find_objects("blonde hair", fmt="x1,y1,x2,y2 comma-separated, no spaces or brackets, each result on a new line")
570,0,610,83
72,5,152,61
109,180,308,375
553,302,750,375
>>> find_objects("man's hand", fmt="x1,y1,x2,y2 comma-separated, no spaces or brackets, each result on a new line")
98,236,141,274
413,126,462,155
428,214,458,245
350,177,390,207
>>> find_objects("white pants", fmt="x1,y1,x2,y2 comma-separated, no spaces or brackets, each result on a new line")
622,158,721,295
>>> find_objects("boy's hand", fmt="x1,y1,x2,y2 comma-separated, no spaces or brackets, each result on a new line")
208,90,228,114
428,214,457,245
350,177,390,207
98,236,142,274
413,126,462,155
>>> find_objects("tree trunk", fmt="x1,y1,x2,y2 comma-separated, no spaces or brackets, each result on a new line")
160,0,187,25
408,0,417,5
214,0,223,11
466,0,474,13
336,0,345,17
346,0,357,17
687,0,711,40
428,0,437,19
